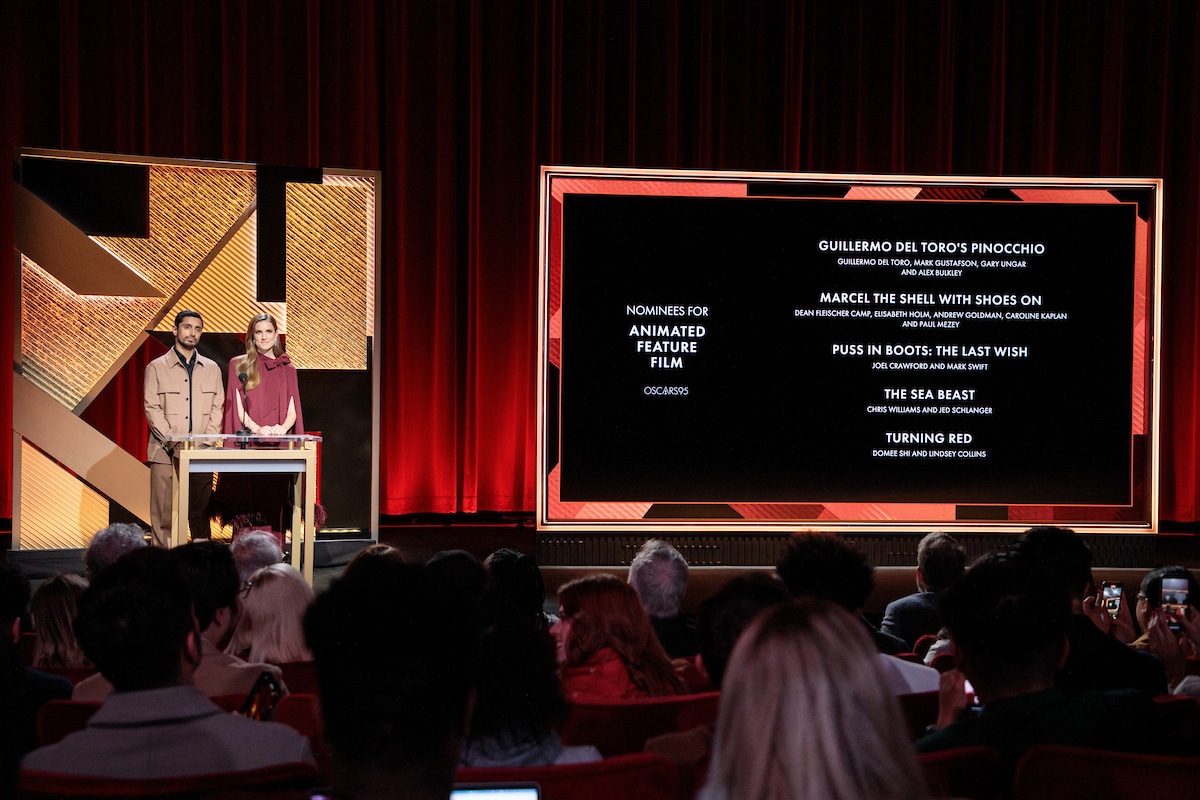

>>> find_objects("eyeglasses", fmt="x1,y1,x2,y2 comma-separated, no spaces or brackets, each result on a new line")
239,579,254,598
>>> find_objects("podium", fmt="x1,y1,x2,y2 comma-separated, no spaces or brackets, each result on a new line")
166,434,322,583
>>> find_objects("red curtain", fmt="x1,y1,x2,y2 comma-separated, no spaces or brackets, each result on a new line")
2,0,1198,521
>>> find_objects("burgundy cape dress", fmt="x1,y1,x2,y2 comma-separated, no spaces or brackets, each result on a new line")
209,353,304,541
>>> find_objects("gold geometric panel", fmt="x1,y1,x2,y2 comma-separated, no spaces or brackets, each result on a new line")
21,257,161,410
94,165,257,297
155,211,287,336
18,440,110,550
285,181,372,370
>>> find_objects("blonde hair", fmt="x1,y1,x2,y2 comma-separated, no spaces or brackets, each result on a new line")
238,313,284,391
226,563,314,664
701,599,928,800
31,573,90,669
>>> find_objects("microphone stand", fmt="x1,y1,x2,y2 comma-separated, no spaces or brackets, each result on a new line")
236,372,252,450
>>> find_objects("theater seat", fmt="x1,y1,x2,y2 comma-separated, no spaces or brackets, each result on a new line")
277,660,319,695
457,752,678,800
1012,744,1200,800
897,690,940,740
16,760,323,799
918,745,1002,800
273,693,332,778
38,665,99,685
559,692,721,757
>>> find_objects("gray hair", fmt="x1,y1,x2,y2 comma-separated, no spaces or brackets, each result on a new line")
83,523,148,578
628,539,689,619
230,531,284,584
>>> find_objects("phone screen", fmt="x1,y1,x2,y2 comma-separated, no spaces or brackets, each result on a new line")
239,670,283,720
451,787,540,800
1162,577,1189,632
1102,582,1123,619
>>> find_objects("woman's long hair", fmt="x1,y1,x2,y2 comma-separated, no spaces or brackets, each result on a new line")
30,573,89,669
558,573,683,696
238,313,284,391
701,599,928,800
226,563,314,664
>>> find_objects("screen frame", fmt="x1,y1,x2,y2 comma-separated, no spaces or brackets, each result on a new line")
536,167,1162,534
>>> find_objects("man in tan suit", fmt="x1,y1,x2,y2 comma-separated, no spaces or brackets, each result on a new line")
144,310,225,547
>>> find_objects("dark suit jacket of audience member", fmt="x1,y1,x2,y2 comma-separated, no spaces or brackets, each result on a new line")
865,618,908,655
881,591,943,651
1057,615,1167,697
651,614,699,659
916,686,1161,781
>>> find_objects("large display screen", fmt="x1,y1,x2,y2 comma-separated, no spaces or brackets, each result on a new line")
537,170,1160,532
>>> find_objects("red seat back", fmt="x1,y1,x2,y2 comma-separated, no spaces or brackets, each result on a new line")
273,693,332,778
277,660,319,695
16,761,323,799
918,745,1002,800
897,690,940,740
559,692,721,757
39,665,100,685
36,700,102,746
1012,744,1200,800
457,753,678,800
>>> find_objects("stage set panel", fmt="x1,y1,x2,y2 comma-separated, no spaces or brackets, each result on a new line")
12,150,381,552
538,168,1161,533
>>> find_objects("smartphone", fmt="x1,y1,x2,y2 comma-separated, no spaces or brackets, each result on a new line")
239,670,283,720
1162,577,1190,633
1101,581,1123,619
451,786,540,800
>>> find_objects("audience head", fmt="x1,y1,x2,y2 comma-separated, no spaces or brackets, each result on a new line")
0,563,31,642
343,543,406,580
30,573,89,669
556,573,681,696
75,548,198,692
425,549,487,607
1009,525,1092,602
775,533,874,612
305,560,478,796
483,548,547,624
464,610,565,749
170,540,240,642
697,573,790,688
1137,566,1200,631
917,531,967,592
83,523,147,579
628,539,690,619
229,530,284,584
226,563,314,663
702,598,927,800
941,554,1070,700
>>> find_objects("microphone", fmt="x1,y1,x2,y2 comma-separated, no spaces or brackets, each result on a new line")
236,371,252,438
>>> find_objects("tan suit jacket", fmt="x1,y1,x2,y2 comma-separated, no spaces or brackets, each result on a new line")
144,348,225,464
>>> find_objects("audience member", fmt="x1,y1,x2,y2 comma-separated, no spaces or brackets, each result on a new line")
73,541,285,700
460,610,601,767
226,563,314,664
21,548,312,777
1129,566,1200,653
2,564,72,793
882,531,965,649
229,528,284,584
82,522,147,579
700,598,929,800
628,539,698,657
1008,526,1167,696
555,573,684,700
916,555,1161,777
776,533,911,654
305,559,478,800
484,547,555,629
30,573,90,669
646,573,790,796
343,542,406,580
